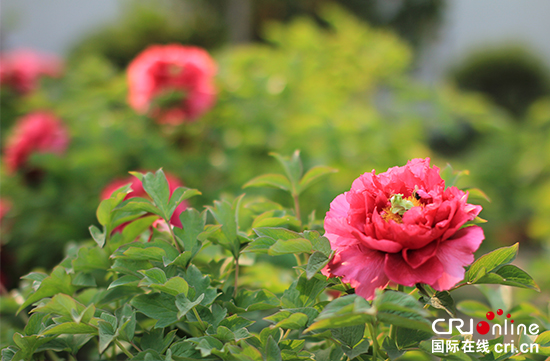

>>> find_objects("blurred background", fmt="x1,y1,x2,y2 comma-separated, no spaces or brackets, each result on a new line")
1,0,550,306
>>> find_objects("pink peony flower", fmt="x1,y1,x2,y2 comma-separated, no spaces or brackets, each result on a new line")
0,49,62,94
3,112,69,173
322,158,484,300
127,44,217,124
101,172,188,229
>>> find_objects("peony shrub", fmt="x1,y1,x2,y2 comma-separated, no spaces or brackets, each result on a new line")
127,44,217,124
3,112,69,174
0,49,62,95
0,154,544,361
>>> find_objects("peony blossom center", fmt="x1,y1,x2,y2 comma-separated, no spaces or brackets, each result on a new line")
382,192,422,223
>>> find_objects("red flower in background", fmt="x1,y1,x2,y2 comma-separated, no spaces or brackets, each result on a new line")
3,112,69,173
127,44,217,124
322,158,484,300
101,172,188,229
0,49,62,94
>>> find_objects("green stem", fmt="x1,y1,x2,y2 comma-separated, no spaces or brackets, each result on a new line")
367,322,380,361
293,193,301,223
115,339,134,358
46,350,61,361
130,341,142,352
167,221,182,253
193,307,206,332
234,257,239,297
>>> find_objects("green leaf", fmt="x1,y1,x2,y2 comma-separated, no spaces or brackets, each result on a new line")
139,268,167,286
420,291,457,317
12,333,55,360
265,335,282,361
206,197,243,258
72,246,110,272
274,313,308,330
270,150,303,194
176,294,205,319
89,225,105,248
141,328,176,354
330,325,364,348
108,275,141,289
31,294,80,318
306,295,375,332
115,198,163,218
467,243,518,282
254,227,300,241
98,316,116,354
374,291,432,333
306,251,330,279
298,165,338,194
243,236,276,254
121,215,158,243
167,187,201,219
536,331,550,347
131,293,179,328
141,169,171,215
243,174,292,192
341,338,370,360
18,266,77,313
116,304,136,343
473,265,540,291
42,322,97,336
228,289,280,313
268,238,312,256
395,327,432,348
122,246,166,262
173,208,205,259
151,277,189,297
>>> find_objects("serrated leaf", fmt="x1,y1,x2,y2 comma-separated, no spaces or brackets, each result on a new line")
243,174,292,192
298,165,338,194
467,243,518,282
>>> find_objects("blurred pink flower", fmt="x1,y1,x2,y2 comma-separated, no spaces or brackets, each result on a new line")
101,172,188,228
3,112,69,173
322,158,484,300
127,44,217,124
0,49,62,94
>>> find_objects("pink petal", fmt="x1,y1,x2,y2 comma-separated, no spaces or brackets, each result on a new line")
324,245,389,300
432,226,485,291
384,251,444,287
